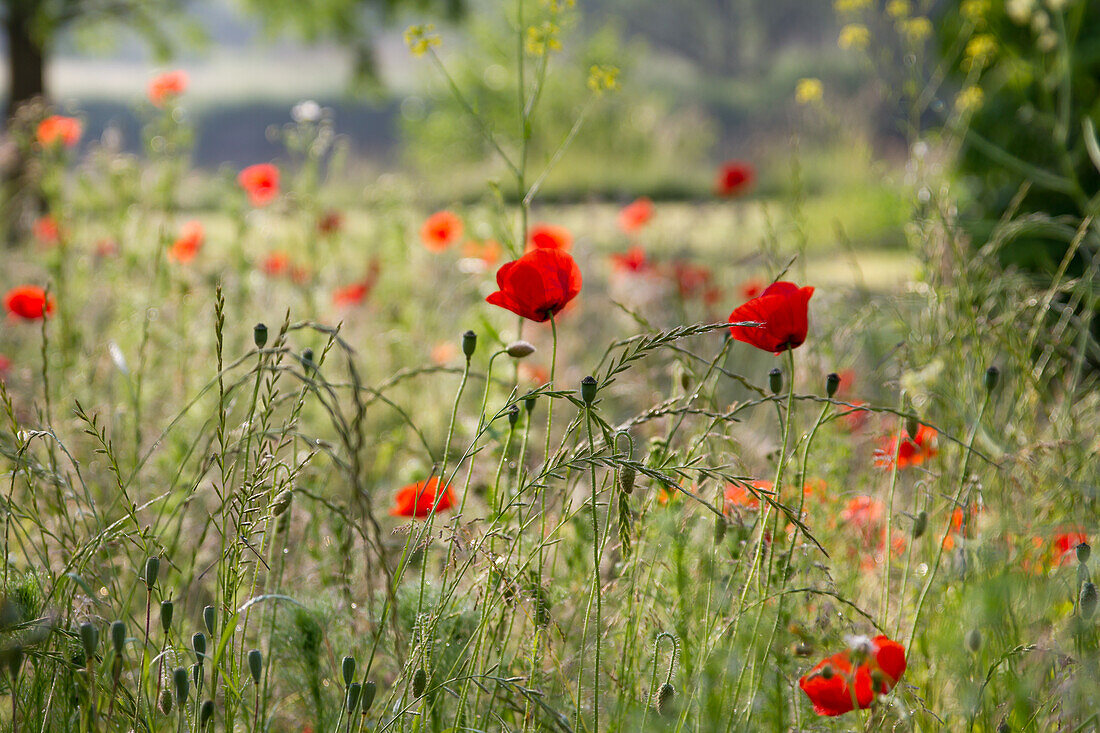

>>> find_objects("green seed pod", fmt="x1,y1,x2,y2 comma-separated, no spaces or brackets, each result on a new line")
984,366,1000,393
247,649,263,684
254,323,269,349
159,688,174,715
524,394,537,413
462,330,477,359
346,682,362,713
271,488,293,517
192,632,206,664
912,511,928,539
200,699,214,728
203,606,216,636
617,465,636,495
110,621,126,655
965,628,982,653
506,340,535,358
656,682,675,715
714,513,727,544
79,622,99,663
144,556,160,591
1077,542,1091,565
906,415,919,441
580,376,598,406
361,681,377,713
1080,582,1098,619
768,367,782,395
173,667,190,705
342,655,356,686
507,404,520,427
412,668,427,698
160,600,174,634
825,372,841,398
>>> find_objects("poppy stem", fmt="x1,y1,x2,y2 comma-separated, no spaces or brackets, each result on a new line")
583,403,602,733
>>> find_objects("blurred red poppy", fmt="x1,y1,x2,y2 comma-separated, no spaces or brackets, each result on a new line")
716,160,754,197
95,239,119,258
391,477,455,518
462,239,502,266
728,281,814,354
148,70,189,107
618,197,654,233
262,251,290,276
670,261,714,300
874,424,938,469
799,635,906,716
724,479,769,514
37,115,82,148
333,259,381,307
33,216,59,245
610,246,653,274
841,495,884,535
486,248,582,323
0,355,10,375
839,400,870,432
168,220,204,264
527,223,572,252
1054,531,1087,565
421,210,463,251
317,210,344,235
238,163,280,207
4,286,54,320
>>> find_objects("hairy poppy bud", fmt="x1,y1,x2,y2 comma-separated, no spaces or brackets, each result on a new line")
80,622,99,663
301,348,315,374
768,367,783,395
965,628,982,653
1081,582,1098,619
144,556,160,591
342,655,356,686
248,649,263,684
462,330,477,359
617,466,636,495
272,488,293,516
826,372,840,398
412,668,427,697
656,682,675,715
161,600,174,634
159,688,173,715
200,699,214,728
580,376,598,406
1077,542,1091,565
110,621,126,655
912,511,928,539
506,340,535,358
254,323,268,349
714,513,727,544
984,366,999,393
820,664,834,680
507,404,520,427
203,606,216,636
346,682,362,713
361,680,377,712
173,667,189,705
524,394,537,413
680,371,691,391
906,415,919,441
192,632,206,664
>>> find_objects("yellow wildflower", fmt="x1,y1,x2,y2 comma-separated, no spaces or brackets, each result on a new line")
961,0,990,23
795,78,823,105
838,24,871,51
901,17,933,42
955,85,984,113
834,0,871,12
404,24,441,57
887,0,911,18
525,22,562,56
587,65,620,95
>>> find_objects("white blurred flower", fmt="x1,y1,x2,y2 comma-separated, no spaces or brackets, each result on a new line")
292,100,322,123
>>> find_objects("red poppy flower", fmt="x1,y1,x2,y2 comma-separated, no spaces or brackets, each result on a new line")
716,160,755,197
799,635,906,716
37,115,82,148
390,477,455,518
739,278,764,300
168,220,204,264
33,216,59,245
238,163,280,207
486,247,582,323
4,286,54,320
527,223,572,252
610,246,653,274
728,281,814,354
618,197,654,233
874,424,938,469
148,70,189,107
262,251,290,277
317,210,344,235
841,496,884,532
1054,531,1088,565
420,210,463,251
333,259,381,307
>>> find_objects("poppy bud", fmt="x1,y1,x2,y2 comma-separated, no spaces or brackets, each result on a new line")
272,488,293,516
192,662,203,688
906,415,919,441
820,664,834,680
173,667,189,705
254,323,268,349
768,368,782,395
580,376,598,406
825,372,840,398
506,340,535,358
412,668,427,697
80,622,99,663
1081,582,1098,619
617,466,635,495
794,641,813,657
984,366,999,393
159,688,173,715
507,405,520,427
912,511,928,539
144,556,160,591
248,649,263,684
680,371,691,391
524,394,537,413
200,699,214,728
342,655,356,686
361,680,377,712
714,513,727,544
462,330,477,359
301,348,315,374
1077,542,1091,565
192,632,206,664
161,600,174,634
656,682,675,715
346,682,362,713
965,628,982,653
7,644,22,681
203,605,216,636
110,620,126,655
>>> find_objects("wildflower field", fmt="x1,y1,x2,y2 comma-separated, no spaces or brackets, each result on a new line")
1,1,1099,731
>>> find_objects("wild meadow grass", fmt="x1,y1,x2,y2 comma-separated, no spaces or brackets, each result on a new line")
1,4,1099,732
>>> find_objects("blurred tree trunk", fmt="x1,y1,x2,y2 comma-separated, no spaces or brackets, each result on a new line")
2,7,47,245
6,9,46,122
